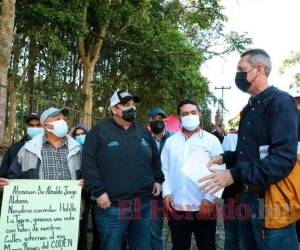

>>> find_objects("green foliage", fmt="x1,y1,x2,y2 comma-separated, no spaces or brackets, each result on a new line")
8,0,251,140
280,51,300,88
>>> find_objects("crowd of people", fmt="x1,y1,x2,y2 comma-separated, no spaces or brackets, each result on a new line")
0,48,300,250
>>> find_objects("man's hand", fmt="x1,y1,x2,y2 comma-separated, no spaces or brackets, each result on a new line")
152,183,162,197
0,178,9,191
199,199,215,217
96,192,112,209
207,155,223,169
78,179,84,187
163,194,174,213
198,170,234,194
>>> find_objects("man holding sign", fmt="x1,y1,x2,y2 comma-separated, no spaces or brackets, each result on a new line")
8,107,82,182
1,107,83,249
161,99,223,250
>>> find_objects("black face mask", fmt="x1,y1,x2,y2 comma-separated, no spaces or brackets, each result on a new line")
235,72,252,92
235,67,257,93
150,120,165,134
122,107,136,122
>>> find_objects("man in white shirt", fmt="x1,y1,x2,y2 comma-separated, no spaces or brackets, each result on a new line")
162,99,223,250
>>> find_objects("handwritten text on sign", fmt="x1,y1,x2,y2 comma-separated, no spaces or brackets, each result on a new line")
0,180,82,250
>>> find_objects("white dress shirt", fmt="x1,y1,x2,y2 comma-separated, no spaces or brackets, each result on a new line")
161,130,223,211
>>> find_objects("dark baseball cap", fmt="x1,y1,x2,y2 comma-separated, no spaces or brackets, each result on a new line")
25,112,40,124
110,90,140,107
148,108,166,118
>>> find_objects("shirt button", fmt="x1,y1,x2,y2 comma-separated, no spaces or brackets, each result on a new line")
252,107,255,111
247,121,250,125
243,136,246,140
240,151,243,154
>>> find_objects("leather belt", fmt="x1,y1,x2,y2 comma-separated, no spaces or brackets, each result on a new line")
242,184,266,193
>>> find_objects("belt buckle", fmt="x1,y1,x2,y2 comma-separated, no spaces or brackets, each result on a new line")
244,184,249,192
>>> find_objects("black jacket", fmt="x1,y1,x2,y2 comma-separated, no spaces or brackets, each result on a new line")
0,136,29,178
224,86,298,187
82,118,164,202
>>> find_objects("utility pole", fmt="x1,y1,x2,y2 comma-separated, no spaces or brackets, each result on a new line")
214,86,231,117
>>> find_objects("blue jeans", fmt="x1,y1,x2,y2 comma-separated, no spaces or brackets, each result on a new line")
150,199,164,250
93,199,151,250
224,218,239,250
238,191,298,250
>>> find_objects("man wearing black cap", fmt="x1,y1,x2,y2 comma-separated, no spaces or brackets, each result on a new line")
0,113,42,189
8,107,82,183
148,107,174,250
82,90,164,250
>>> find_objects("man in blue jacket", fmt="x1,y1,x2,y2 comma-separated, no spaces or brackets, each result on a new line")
82,90,164,250
198,49,298,250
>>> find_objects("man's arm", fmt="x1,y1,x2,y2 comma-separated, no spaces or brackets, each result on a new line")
0,149,11,177
81,127,107,198
148,130,164,184
230,95,298,185
7,153,23,179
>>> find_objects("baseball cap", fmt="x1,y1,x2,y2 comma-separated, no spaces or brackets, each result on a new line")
148,108,166,118
25,112,40,124
40,107,69,124
110,90,140,107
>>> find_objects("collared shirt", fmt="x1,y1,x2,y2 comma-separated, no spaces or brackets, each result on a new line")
152,130,174,153
161,130,223,211
41,137,71,180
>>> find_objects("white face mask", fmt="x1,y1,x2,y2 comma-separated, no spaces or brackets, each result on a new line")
46,119,68,137
181,115,200,131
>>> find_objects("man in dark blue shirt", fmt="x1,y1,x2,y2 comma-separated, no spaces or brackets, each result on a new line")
148,107,173,250
82,90,164,250
199,49,298,250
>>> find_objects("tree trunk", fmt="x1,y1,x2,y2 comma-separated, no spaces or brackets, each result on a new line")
0,0,16,144
80,63,95,127
6,33,25,143
27,35,38,113
7,76,16,143
79,4,109,128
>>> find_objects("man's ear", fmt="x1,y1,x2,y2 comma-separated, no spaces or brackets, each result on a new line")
257,64,265,75
43,123,51,130
111,106,117,115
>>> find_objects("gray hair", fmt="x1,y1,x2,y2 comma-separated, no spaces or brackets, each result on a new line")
241,49,272,77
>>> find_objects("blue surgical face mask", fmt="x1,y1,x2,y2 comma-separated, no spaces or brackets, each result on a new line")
27,127,44,138
75,134,86,145
46,119,69,138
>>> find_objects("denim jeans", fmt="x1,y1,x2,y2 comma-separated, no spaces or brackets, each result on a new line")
150,199,164,250
93,199,151,250
238,191,298,250
223,205,239,250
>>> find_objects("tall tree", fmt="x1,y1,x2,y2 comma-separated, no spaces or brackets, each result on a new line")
0,0,16,143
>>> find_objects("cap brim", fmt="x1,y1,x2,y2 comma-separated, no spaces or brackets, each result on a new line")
149,112,166,118
120,96,140,104
49,108,70,118
26,115,40,123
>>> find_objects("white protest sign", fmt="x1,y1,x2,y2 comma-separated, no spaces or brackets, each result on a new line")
0,179,82,250
181,147,225,199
